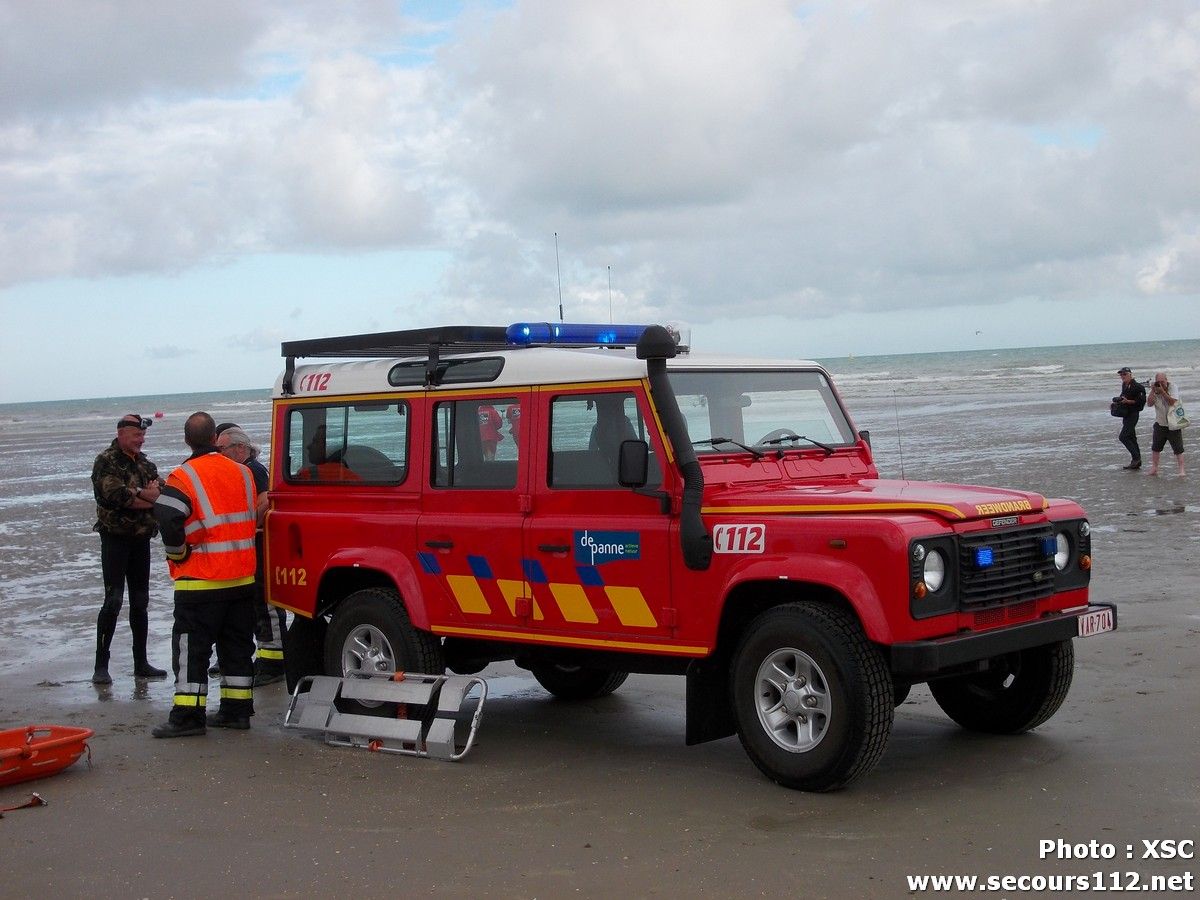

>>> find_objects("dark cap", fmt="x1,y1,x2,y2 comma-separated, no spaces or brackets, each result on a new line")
118,414,152,430
214,422,240,436
1117,367,1131,375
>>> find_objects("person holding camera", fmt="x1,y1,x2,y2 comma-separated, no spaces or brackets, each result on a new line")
1113,367,1147,470
1146,372,1185,477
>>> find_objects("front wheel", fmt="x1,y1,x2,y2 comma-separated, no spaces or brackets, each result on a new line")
929,640,1074,734
530,663,629,700
731,603,893,792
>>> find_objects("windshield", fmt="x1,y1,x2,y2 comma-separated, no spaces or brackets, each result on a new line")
668,369,857,453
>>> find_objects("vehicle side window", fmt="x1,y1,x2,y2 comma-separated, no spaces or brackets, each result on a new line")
285,402,408,484
431,398,520,489
548,391,657,488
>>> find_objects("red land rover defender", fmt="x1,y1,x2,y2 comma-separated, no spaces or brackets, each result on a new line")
265,323,1115,791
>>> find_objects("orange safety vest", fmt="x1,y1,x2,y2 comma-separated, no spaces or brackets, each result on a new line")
166,453,257,586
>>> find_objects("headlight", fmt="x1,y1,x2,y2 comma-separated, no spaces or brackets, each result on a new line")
1054,532,1071,571
923,549,947,592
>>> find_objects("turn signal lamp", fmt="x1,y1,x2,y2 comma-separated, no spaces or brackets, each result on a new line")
506,323,650,346
913,581,928,599
1079,554,1092,571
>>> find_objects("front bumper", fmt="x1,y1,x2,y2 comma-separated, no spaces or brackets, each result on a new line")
889,603,1117,678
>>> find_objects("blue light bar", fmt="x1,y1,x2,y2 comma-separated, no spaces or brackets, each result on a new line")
974,547,994,568
506,322,650,347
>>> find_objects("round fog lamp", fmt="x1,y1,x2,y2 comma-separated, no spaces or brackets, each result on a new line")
923,550,946,592
1079,520,1091,538
912,543,926,563
1054,533,1071,571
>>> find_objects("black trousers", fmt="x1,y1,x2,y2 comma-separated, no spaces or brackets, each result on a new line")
168,586,256,726
1118,412,1141,462
96,532,152,664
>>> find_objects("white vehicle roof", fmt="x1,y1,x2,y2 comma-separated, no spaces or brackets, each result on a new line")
273,346,825,400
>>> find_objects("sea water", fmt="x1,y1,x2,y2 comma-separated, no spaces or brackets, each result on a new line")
0,339,1195,676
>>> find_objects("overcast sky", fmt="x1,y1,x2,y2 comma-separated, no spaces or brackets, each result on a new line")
2,0,1198,403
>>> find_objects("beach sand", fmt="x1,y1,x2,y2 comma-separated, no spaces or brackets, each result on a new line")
2,456,1197,898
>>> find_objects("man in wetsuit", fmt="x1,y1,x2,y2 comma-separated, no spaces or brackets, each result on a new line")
90,414,168,685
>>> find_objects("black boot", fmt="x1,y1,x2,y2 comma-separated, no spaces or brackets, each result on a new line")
152,720,206,738
92,659,112,685
206,711,251,730
130,607,166,678
93,626,113,685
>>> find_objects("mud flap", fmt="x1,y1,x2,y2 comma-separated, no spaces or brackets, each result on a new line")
685,656,736,745
283,614,327,694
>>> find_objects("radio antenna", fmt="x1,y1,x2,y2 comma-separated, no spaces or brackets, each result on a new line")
555,232,563,322
892,388,906,480
608,266,612,323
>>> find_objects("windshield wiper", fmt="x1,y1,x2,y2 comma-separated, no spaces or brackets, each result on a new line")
692,437,765,460
760,433,836,456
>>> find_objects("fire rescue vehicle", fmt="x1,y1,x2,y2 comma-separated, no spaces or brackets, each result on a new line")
265,322,1116,791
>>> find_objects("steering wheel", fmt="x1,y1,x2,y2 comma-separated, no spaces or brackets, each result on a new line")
757,428,800,445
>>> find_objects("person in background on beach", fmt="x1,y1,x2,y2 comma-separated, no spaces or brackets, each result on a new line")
1146,372,1185,477
151,412,258,738
216,423,286,686
1113,367,1147,470
90,414,170,684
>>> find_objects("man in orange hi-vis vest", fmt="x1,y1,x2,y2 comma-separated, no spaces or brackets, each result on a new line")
151,412,258,738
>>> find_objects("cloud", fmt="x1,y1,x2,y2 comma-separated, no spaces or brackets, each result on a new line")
1,0,1197,329
437,1,1200,322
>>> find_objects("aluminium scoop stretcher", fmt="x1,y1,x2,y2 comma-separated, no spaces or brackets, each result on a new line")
284,671,487,760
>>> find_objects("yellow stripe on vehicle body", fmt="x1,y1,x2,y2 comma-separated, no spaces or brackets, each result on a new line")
604,586,657,628
497,579,544,620
432,625,707,656
702,502,969,520
446,574,491,614
548,583,599,623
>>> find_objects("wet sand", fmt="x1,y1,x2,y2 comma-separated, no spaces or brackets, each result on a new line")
2,455,1197,898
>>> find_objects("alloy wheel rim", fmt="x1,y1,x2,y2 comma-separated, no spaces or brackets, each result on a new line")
754,647,831,753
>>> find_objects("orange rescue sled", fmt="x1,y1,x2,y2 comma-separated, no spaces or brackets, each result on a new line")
0,725,94,788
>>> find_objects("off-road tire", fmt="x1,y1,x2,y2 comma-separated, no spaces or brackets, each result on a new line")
731,603,893,792
324,587,444,680
530,664,629,700
929,640,1074,734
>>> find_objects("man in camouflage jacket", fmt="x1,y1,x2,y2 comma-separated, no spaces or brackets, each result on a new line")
90,414,168,684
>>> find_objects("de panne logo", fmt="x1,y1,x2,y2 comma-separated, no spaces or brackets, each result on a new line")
574,530,641,566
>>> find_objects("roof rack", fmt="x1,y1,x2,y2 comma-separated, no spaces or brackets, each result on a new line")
280,326,510,395
278,322,668,395
281,325,510,360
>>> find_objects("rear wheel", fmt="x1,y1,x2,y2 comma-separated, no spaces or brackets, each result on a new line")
929,640,1074,734
731,603,893,792
324,587,444,681
530,663,629,700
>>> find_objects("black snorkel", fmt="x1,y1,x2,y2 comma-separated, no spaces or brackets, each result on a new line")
637,325,712,571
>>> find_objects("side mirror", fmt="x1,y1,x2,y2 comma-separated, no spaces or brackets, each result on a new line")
617,440,649,488
859,429,871,449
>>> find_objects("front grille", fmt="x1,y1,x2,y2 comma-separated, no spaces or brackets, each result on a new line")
959,525,1056,608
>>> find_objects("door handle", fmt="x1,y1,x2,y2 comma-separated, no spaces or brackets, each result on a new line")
538,544,570,554
425,540,454,550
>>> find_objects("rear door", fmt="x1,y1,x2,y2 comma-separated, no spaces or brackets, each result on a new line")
415,390,533,634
